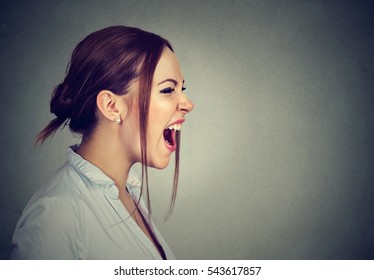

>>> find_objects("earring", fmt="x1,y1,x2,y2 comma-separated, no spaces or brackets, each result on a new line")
114,115,121,124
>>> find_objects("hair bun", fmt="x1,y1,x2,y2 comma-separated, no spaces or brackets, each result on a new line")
50,83,73,120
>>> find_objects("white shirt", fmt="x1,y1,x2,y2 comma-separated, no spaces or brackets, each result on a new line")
10,145,175,260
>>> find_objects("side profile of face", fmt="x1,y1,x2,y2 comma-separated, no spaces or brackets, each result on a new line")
119,47,194,169
146,47,194,168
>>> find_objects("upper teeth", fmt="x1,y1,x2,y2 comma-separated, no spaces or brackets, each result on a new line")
168,124,182,130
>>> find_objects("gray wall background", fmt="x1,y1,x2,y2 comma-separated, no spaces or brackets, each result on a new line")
1,0,373,259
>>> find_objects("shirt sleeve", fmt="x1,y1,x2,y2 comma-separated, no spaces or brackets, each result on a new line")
10,196,85,260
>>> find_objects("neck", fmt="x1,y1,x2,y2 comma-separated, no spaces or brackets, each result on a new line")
76,132,133,194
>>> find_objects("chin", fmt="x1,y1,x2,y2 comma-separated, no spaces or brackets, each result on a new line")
148,157,171,170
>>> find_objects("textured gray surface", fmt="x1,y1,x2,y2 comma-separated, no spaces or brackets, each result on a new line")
1,0,373,259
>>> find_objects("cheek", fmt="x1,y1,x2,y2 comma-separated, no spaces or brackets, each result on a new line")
147,95,179,152
149,96,176,121
149,98,167,119
148,98,173,130
147,105,165,143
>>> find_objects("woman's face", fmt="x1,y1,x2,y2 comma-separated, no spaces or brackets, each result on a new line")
122,47,194,169
146,47,194,168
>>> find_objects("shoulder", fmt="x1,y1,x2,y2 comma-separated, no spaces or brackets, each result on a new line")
11,163,87,259
22,159,90,214
20,195,81,231
20,160,87,227
11,195,85,259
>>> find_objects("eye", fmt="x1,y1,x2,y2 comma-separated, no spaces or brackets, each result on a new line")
160,87,174,94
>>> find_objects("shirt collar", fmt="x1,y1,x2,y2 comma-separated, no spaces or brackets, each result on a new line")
67,145,142,195
68,144,115,187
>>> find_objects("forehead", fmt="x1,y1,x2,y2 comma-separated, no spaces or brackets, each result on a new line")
153,47,183,83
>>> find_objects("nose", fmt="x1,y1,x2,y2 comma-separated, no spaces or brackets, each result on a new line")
178,94,194,113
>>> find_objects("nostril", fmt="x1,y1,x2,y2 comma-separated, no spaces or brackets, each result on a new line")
178,103,193,113
181,99,194,113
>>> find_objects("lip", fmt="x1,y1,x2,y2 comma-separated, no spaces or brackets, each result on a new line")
166,118,185,128
165,139,176,152
164,119,185,152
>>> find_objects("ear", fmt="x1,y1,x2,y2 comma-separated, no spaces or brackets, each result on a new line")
96,90,127,123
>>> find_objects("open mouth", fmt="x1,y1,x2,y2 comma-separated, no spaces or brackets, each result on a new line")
163,123,181,151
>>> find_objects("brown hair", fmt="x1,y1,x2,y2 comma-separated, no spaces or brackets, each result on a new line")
36,26,179,217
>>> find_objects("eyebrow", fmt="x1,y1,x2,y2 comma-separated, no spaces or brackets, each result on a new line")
157,79,184,86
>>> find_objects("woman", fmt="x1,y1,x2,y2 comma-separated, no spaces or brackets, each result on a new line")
10,26,194,259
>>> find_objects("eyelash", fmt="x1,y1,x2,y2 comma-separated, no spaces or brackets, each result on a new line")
160,87,187,94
